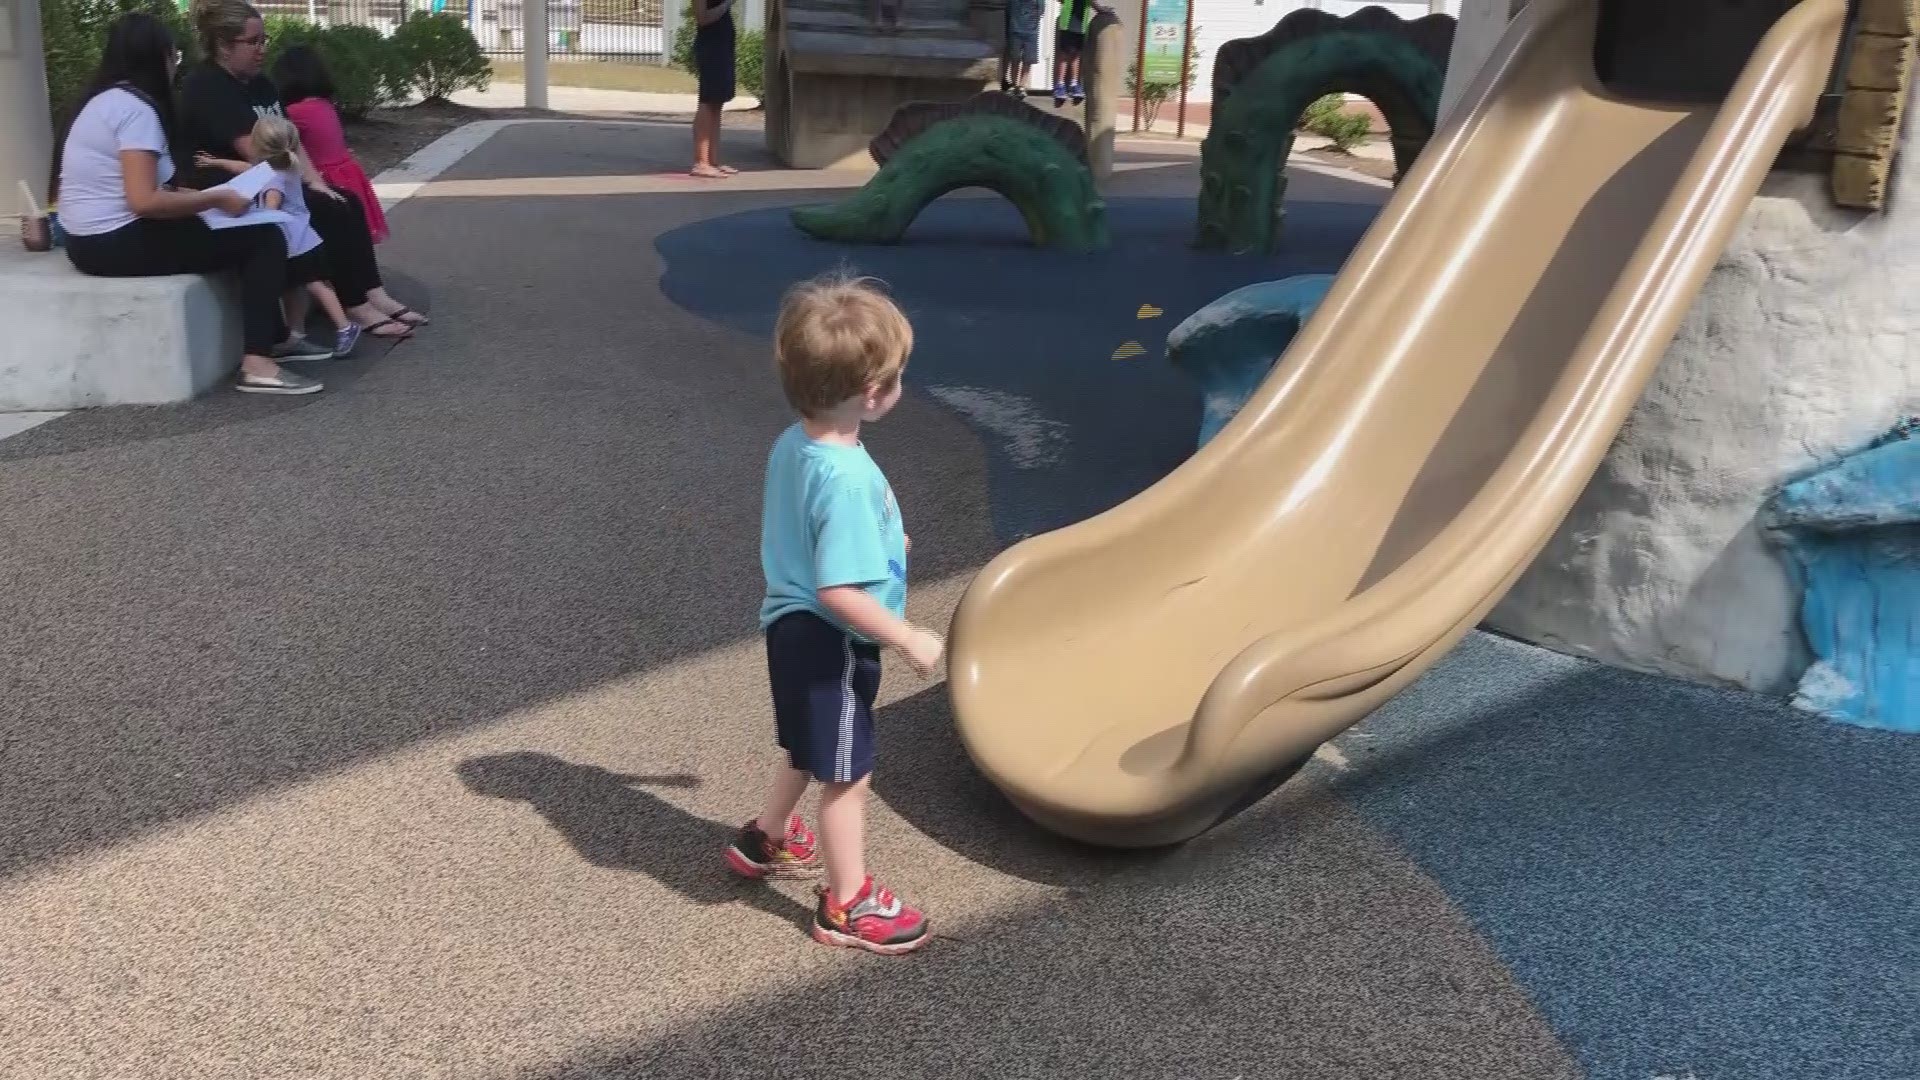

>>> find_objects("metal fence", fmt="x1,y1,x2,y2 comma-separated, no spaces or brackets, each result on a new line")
271,0,678,63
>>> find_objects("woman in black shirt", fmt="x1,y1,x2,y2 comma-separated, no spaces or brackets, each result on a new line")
176,0,424,339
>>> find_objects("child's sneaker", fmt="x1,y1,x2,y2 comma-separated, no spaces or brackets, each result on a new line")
1069,82,1085,105
724,815,820,879
812,876,929,954
334,322,363,357
1052,84,1067,107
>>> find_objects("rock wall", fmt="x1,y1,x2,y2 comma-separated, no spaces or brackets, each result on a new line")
1487,83,1920,695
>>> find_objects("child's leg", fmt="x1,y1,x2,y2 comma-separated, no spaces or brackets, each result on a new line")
813,771,928,954
283,287,311,339
307,280,349,330
818,776,869,904
755,763,812,839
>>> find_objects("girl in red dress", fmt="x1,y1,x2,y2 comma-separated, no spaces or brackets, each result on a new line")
273,45,390,245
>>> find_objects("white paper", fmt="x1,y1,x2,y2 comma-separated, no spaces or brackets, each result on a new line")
201,206,292,230
199,163,290,230
221,162,277,201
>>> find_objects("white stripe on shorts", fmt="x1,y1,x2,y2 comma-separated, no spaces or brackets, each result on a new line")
834,636,856,782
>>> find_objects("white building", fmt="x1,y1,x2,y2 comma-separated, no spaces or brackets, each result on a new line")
1026,0,1460,106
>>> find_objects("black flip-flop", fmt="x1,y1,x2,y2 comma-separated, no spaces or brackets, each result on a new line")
389,305,430,327
361,318,414,340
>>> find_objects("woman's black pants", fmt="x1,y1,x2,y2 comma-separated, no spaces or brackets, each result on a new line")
303,186,382,308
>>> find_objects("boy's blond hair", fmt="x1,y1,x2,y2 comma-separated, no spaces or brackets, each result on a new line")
774,273,913,416
251,115,302,172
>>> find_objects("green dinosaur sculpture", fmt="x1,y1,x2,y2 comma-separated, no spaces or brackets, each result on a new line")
791,94,1109,251
1196,8,1452,255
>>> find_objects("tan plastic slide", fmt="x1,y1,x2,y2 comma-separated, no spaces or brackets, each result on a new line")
946,0,1848,847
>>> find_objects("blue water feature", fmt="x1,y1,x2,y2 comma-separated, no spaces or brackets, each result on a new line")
1767,421,1920,732
1166,273,1334,446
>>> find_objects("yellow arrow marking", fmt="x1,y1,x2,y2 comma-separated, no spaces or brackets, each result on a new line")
1137,304,1164,319
1111,341,1148,361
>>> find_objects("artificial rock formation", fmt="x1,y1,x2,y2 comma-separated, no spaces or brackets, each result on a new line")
1195,6,1454,254
1166,274,1333,447
1487,81,1920,700
790,91,1108,250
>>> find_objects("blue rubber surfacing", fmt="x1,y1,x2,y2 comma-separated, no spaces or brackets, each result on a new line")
657,195,1919,1080
657,195,1378,541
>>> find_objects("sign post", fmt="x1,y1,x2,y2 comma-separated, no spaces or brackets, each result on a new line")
1175,0,1191,137
1140,0,1188,132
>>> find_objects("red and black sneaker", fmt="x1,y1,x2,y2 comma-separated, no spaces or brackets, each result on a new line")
812,877,930,955
724,816,820,879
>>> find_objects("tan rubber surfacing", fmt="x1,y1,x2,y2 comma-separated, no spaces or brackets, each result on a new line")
947,0,1849,848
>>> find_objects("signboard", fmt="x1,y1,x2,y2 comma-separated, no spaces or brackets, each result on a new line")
1141,0,1189,86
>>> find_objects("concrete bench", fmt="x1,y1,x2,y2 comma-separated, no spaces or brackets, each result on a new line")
0,244,240,412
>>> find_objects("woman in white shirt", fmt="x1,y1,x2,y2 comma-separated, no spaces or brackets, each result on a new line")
51,13,322,395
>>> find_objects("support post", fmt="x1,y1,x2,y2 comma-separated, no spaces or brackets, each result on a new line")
1,0,53,223
1084,5,1122,185
1131,0,1146,132
664,0,687,65
1173,0,1190,137
524,0,550,110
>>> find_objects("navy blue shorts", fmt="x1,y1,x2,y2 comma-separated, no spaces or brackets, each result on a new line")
766,611,881,783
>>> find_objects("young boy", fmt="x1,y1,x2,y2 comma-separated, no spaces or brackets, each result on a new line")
1052,0,1115,107
1001,0,1042,95
1052,0,1092,107
725,274,945,955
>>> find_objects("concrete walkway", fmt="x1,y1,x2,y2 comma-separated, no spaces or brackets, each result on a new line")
451,81,760,113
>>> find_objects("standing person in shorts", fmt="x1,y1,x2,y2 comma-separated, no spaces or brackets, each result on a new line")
1053,0,1114,107
690,0,738,178
1001,0,1042,95
724,274,944,955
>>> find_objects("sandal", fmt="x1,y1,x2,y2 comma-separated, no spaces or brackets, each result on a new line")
689,164,730,179
388,305,430,327
360,318,414,340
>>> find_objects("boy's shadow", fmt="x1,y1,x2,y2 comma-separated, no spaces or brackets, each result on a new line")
456,752,809,925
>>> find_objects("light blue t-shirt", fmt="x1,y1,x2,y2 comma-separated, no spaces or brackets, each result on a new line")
760,423,908,639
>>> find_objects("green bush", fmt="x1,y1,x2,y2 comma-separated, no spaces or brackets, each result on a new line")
1300,94,1372,152
736,28,764,99
323,24,408,117
390,11,490,103
41,0,194,124
670,7,696,72
261,18,402,119
672,9,764,100
1123,30,1203,131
